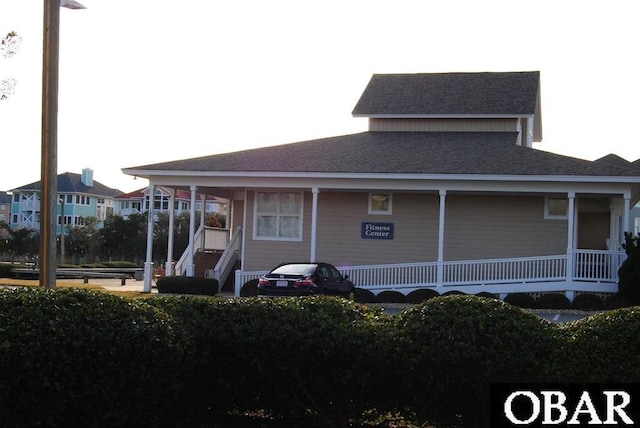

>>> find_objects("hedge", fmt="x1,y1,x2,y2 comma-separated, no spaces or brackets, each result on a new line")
0,287,190,427
555,306,640,383
156,275,218,295
393,295,561,427
2,291,640,427
146,296,392,426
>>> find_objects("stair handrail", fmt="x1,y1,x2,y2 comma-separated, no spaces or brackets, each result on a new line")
211,227,243,290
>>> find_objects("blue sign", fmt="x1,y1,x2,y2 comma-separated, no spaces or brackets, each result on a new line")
361,222,394,240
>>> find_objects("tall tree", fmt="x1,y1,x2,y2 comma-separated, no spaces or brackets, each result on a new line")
1,31,21,101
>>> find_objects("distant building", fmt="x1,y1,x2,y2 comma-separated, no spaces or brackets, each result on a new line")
8,168,123,234
0,191,11,240
115,186,226,220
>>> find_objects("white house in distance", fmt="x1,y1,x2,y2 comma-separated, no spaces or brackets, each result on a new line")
115,186,226,220
123,71,640,298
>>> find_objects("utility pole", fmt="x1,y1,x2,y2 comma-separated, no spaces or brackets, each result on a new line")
40,0,85,289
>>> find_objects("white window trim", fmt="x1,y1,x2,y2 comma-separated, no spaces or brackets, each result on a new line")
368,192,393,215
253,191,304,241
544,197,568,220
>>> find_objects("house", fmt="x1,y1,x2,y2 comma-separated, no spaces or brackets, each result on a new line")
0,191,11,240
115,186,226,220
122,71,640,298
9,168,123,234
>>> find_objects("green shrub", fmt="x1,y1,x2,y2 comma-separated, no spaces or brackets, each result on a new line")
354,287,376,303
476,291,498,300
504,292,537,308
394,295,558,427
556,307,640,382
240,278,258,297
0,263,12,278
375,290,406,303
537,293,571,309
571,293,604,311
618,232,640,304
0,288,190,427
146,296,392,426
604,293,632,309
406,288,439,304
156,275,218,295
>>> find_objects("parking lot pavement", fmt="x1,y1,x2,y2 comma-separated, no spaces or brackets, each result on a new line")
534,311,594,323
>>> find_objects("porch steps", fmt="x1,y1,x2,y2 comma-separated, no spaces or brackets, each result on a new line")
194,250,223,277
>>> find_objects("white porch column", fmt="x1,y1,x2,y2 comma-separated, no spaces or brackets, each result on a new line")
437,190,446,292
235,189,249,297
623,193,631,238
187,185,197,277
143,184,156,292
166,188,175,276
310,187,319,262
566,192,576,283
200,193,206,252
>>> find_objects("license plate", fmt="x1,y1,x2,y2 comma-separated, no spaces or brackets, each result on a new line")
276,280,288,287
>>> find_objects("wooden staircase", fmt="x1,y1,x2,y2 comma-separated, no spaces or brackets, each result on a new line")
194,250,223,277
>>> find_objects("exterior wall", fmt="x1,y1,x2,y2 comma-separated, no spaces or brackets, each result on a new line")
368,118,519,133
630,204,640,235
315,191,439,266
242,190,313,271
444,194,568,260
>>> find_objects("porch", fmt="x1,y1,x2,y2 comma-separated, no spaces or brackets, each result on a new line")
233,249,625,300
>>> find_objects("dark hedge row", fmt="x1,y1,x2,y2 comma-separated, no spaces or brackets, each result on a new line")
1,289,639,427
0,288,191,427
156,275,219,295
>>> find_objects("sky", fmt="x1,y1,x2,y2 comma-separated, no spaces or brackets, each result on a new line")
1,0,639,194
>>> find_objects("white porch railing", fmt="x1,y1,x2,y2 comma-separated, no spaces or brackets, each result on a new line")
174,224,205,276
233,250,626,297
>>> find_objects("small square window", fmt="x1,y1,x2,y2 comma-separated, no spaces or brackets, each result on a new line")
545,197,568,219
369,193,392,215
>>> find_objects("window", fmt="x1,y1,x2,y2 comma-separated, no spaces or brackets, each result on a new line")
369,192,393,215
75,195,90,206
545,197,568,219
254,192,302,240
66,194,73,204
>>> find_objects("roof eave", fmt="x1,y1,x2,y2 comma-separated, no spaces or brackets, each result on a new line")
123,169,640,184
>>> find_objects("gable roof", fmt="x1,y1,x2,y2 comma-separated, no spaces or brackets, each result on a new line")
0,191,11,204
352,71,540,116
124,132,640,178
13,172,123,197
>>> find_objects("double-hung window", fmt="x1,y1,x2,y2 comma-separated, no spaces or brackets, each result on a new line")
255,192,303,240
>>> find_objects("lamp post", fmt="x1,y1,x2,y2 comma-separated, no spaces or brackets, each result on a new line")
40,0,85,289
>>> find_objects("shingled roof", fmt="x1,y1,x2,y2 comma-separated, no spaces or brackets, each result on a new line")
352,72,540,116
13,172,123,197
127,132,640,177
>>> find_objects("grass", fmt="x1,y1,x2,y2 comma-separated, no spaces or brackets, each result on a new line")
0,278,154,299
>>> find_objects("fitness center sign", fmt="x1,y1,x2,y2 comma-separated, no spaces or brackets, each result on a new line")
361,222,394,240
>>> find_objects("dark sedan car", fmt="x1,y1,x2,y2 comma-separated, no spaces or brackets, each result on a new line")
257,262,355,297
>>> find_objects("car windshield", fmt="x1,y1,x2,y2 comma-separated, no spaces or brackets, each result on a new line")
270,264,316,276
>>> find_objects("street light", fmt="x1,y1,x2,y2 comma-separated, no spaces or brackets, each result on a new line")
40,0,85,289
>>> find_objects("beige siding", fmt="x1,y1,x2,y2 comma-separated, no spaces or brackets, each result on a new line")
369,118,519,133
444,195,567,260
243,191,312,271
231,199,244,232
578,212,610,250
241,191,574,270
315,192,440,265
